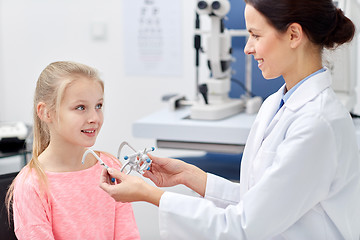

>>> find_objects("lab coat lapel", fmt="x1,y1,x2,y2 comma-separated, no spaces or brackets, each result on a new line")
264,70,332,138
246,85,285,155
263,106,285,140
240,85,285,195
259,85,286,141
285,70,332,112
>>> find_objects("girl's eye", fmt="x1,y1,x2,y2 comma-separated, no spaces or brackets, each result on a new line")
76,105,85,111
96,103,103,110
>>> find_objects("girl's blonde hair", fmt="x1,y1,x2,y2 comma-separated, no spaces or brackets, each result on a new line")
5,61,104,221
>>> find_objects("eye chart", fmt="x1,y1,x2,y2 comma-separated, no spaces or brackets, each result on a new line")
123,0,182,76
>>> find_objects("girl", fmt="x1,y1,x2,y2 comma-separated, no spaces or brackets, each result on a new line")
99,0,360,239
6,61,140,239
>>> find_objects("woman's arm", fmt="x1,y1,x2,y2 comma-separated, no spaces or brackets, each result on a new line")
99,155,208,206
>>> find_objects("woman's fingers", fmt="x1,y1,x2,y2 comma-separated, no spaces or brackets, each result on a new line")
107,168,125,181
100,167,111,184
100,168,125,191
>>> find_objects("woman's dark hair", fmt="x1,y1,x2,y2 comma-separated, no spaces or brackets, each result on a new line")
244,0,355,49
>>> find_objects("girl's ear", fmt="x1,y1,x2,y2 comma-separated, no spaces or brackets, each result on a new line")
287,23,303,49
37,102,52,123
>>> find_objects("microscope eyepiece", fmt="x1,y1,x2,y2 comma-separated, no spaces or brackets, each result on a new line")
212,1,221,10
198,1,208,10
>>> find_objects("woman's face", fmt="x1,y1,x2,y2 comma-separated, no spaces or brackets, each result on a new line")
244,4,293,80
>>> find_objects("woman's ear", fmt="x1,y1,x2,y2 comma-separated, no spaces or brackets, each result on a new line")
37,102,52,123
287,23,303,48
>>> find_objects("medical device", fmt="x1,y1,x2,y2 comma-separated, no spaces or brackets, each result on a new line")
82,149,110,169
82,149,116,182
82,142,155,176
0,122,28,152
168,0,359,120
169,0,262,120
325,0,360,112
117,141,155,175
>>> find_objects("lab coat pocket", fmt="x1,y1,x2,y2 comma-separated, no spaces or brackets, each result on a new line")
250,148,276,186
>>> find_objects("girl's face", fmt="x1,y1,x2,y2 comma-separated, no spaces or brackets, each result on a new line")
244,4,293,80
50,77,104,148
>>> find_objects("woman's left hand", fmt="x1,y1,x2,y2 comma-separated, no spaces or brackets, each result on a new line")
99,167,164,206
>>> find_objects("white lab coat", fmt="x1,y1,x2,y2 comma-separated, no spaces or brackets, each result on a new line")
158,69,360,239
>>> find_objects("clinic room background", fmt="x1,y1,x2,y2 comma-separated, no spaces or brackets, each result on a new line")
0,0,360,239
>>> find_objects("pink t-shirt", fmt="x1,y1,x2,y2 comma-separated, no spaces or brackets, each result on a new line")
13,152,140,240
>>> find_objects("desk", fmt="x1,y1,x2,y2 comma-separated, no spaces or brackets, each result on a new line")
0,124,32,167
133,107,360,153
0,148,32,167
133,107,256,154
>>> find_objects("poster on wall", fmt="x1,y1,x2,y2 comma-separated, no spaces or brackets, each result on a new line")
123,0,182,77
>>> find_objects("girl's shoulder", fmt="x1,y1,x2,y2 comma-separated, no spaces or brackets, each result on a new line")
13,166,43,198
15,166,37,187
98,151,122,169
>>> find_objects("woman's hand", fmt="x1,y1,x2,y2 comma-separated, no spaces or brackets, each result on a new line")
144,154,208,197
143,154,188,187
99,168,164,206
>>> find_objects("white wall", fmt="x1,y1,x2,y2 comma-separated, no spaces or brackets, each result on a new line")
0,0,203,151
0,0,199,238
